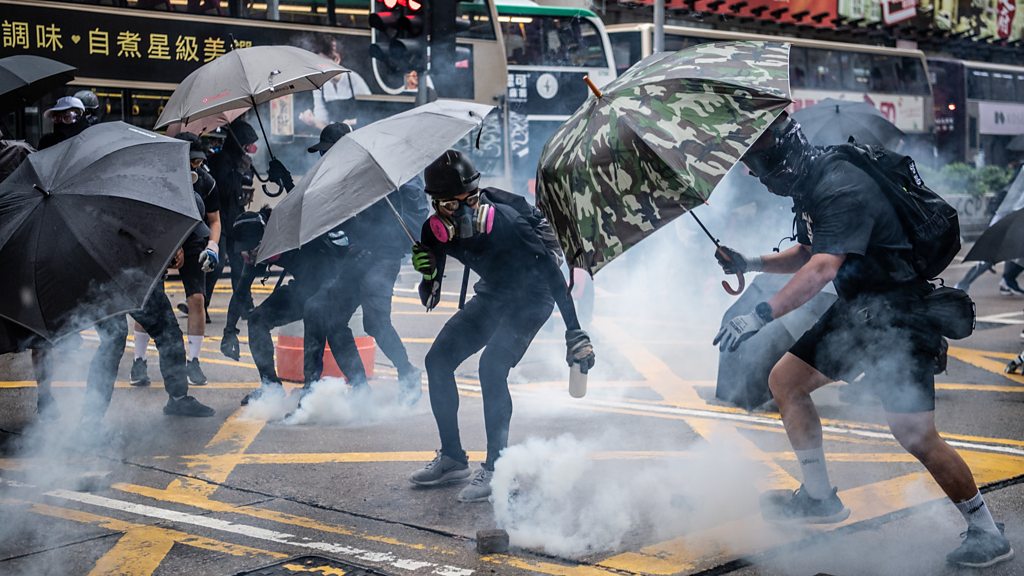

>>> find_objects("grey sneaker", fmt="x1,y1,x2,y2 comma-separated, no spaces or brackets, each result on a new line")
409,452,470,486
186,359,208,386
130,358,150,387
760,485,850,524
163,395,215,417
457,467,494,503
947,523,1014,568
398,367,423,407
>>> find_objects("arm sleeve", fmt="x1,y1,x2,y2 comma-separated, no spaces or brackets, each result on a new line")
225,262,260,332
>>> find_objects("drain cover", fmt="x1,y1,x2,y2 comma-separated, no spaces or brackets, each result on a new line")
234,555,392,576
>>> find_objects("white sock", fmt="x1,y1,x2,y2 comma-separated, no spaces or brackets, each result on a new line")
795,446,833,500
955,491,1000,535
134,331,150,360
187,335,203,360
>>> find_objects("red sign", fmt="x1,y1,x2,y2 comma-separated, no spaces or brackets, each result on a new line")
647,0,838,29
997,0,1017,39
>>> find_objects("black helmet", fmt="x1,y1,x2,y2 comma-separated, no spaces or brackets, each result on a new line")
424,150,480,199
741,113,819,198
233,209,269,253
73,90,100,110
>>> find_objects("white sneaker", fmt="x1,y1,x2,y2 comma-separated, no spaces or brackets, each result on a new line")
457,467,493,503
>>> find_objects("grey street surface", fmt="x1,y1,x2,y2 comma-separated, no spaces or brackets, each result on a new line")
1,258,1022,576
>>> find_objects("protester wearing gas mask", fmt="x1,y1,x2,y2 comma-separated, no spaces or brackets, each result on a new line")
408,150,595,504
206,118,259,319
713,113,1011,569
38,96,88,149
73,90,103,126
131,134,221,388
299,123,428,405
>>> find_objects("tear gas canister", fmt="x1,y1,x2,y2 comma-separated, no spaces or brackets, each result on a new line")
569,363,587,398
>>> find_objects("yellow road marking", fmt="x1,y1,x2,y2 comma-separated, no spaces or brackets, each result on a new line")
948,346,1024,383
165,411,266,497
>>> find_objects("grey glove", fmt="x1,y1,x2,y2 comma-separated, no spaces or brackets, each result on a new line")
198,241,219,273
715,246,762,275
565,329,596,374
713,310,768,352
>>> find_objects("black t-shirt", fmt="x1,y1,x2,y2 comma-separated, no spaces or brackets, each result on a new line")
795,158,918,298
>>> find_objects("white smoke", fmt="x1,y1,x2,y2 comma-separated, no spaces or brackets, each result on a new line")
241,377,424,426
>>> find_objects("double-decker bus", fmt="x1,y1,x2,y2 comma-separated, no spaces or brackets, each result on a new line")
929,59,1024,166
0,0,507,183
491,0,616,195
607,23,934,151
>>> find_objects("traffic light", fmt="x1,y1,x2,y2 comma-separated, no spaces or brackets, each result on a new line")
370,0,428,73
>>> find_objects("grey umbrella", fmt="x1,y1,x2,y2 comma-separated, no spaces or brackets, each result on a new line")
0,55,75,111
153,45,347,143
792,98,905,149
258,100,493,262
0,122,200,341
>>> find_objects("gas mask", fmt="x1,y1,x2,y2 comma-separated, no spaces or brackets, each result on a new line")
428,192,495,243
742,116,820,199
190,171,199,185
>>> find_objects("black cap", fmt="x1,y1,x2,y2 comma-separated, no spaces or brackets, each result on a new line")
307,122,352,153
228,118,259,147
174,132,208,161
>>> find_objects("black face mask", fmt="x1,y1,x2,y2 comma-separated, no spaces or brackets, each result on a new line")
742,118,819,199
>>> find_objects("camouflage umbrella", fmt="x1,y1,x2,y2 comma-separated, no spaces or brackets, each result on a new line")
537,41,792,276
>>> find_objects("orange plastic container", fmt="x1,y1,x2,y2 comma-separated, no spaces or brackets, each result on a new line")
274,334,376,382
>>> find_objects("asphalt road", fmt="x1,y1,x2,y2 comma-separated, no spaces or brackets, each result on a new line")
1,257,1022,576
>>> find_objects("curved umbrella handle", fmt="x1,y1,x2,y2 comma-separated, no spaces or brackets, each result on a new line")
722,272,745,296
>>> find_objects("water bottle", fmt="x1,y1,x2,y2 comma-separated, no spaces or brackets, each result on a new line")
569,363,588,398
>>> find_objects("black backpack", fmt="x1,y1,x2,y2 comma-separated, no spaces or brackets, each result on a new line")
831,142,960,280
481,187,565,266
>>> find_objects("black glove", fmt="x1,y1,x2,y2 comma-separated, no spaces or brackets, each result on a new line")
715,246,762,275
565,329,596,374
713,310,768,352
267,158,295,192
221,328,241,361
418,278,441,311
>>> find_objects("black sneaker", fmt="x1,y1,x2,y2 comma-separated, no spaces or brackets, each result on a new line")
176,302,189,316
397,367,423,407
947,523,1014,568
760,485,851,524
130,358,151,387
241,379,284,406
163,395,215,417
186,359,208,386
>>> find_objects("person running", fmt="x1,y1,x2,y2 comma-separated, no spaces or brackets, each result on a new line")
133,133,221,387
407,150,596,503
714,113,1012,569
300,123,429,404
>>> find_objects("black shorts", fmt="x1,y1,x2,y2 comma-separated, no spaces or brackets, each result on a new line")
789,290,942,413
179,247,206,297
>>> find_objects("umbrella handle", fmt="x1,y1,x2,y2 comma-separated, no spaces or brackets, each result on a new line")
722,272,745,296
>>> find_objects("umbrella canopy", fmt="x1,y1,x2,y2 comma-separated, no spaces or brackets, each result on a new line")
792,98,904,149
0,122,200,341
1009,134,1024,152
258,100,493,262
964,207,1024,263
537,41,792,274
0,55,76,110
154,45,347,131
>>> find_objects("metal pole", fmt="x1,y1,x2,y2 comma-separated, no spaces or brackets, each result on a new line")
416,70,429,106
267,0,279,20
654,0,665,53
384,196,417,244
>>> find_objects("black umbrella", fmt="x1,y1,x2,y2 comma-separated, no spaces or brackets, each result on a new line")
1008,134,1024,152
792,98,905,149
964,207,1024,263
0,55,76,110
0,122,200,341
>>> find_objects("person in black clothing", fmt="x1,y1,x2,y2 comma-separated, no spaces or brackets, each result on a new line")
206,118,259,318
221,210,361,405
83,255,215,421
407,150,595,503
133,133,221,387
300,123,429,404
714,113,1012,568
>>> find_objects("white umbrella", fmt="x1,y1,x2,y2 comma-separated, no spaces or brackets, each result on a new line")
258,100,494,262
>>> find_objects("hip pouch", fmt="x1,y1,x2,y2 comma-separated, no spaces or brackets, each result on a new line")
922,286,976,340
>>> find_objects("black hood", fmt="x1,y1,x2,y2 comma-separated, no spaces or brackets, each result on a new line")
742,117,822,199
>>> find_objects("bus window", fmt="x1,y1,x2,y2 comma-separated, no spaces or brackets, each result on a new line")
805,48,841,90
897,57,930,95
457,1,499,40
1018,75,1024,101
840,51,873,92
664,35,699,53
967,69,991,100
789,46,809,89
991,72,1015,101
501,16,607,67
610,31,641,75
